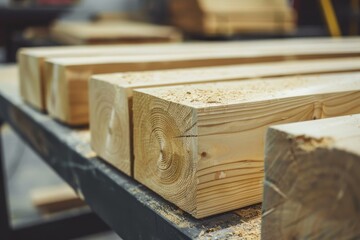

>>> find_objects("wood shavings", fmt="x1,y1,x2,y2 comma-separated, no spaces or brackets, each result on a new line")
294,135,334,152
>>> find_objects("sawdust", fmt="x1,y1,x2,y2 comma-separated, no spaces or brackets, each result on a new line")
151,77,311,108
158,87,247,106
147,199,192,228
197,205,261,240
294,135,334,152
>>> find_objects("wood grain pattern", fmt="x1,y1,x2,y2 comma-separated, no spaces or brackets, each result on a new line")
18,37,360,110
262,114,360,240
90,57,360,176
132,72,360,218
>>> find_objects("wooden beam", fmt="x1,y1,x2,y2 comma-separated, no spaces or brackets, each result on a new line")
171,0,289,15
262,114,360,239
50,20,182,45
171,8,296,35
18,37,360,111
172,15,295,35
90,57,360,176
19,42,245,111
132,72,360,218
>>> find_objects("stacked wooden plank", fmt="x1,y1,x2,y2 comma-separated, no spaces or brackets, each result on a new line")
17,37,360,220
169,0,296,35
90,57,360,176
19,41,262,111
19,38,360,123
262,114,360,239
50,20,182,45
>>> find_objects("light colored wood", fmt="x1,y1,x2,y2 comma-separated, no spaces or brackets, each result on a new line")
50,20,182,45
90,57,360,176
262,114,360,239
132,72,360,218
31,185,85,214
170,0,296,35
47,38,360,125
19,42,238,110
0,72,262,237
172,14,295,35
18,37,360,110
171,0,289,15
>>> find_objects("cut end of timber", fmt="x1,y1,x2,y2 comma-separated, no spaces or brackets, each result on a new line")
262,115,360,239
133,90,198,216
89,77,131,175
18,50,46,110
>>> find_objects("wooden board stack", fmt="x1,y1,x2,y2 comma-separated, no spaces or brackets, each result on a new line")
50,20,182,45
19,38,360,112
18,41,253,111
90,57,360,176
262,114,360,239
170,0,296,35
45,38,360,125
16,37,360,221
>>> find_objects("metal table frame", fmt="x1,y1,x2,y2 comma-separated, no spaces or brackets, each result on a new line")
0,81,251,240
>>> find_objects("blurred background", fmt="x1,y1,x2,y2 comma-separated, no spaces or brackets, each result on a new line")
0,0,359,62
0,1,359,239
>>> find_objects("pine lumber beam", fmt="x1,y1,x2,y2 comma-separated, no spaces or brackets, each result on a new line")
18,41,244,111
47,39,360,125
132,72,360,218
170,0,296,34
262,114,360,239
172,16,295,35
18,37,360,111
90,58,360,176
50,20,182,45
171,0,289,15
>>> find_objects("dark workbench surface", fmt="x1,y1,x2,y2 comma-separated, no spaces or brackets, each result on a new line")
0,65,261,240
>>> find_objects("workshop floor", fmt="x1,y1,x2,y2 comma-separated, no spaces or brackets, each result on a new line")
2,125,121,240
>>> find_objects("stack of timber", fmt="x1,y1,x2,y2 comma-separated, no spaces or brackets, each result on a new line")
132,72,360,218
18,37,360,111
19,41,254,111
169,0,296,35
90,57,360,176
44,38,360,125
262,114,360,239
50,20,182,45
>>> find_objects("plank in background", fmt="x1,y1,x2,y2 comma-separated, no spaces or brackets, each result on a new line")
90,57,360,176
132,72,360,218
172,15,295,35
170,0,289,15
46,39,360,125
170,0,295,35
50,20,182,45
262,114,360,239
18,37,360,111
